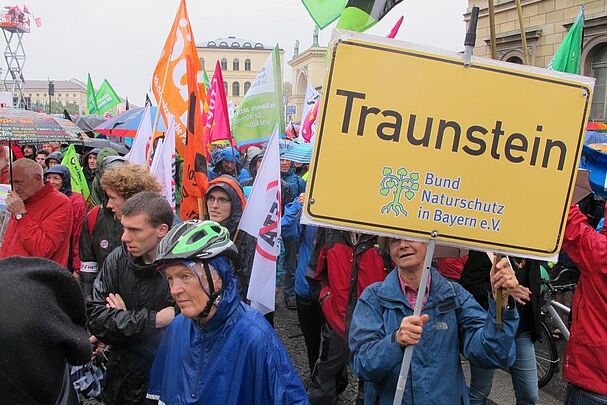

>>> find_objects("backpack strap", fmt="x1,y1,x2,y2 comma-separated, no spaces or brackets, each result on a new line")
87,205,101,236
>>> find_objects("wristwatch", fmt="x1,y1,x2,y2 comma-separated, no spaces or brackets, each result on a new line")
15,212,26,220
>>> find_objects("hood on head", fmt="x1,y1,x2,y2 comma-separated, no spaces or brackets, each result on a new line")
44,164,72,196
213,147,242,175
203,255,240,328
21,144,37,157
45,151,64,165
96,147,119,172
205,175,246,235
247,149,265,178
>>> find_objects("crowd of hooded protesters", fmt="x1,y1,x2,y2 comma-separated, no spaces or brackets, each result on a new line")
0,140,605,405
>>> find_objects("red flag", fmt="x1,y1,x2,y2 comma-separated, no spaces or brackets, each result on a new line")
23,5,30,14
180,55,209,220
301,99,319,143
206,61,234,146
387,16,404,39
34,16,41,27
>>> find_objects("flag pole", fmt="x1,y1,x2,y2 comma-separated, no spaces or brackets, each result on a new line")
148,15,179,163
488,0,497,59
515,0,529,64
392,236,436,405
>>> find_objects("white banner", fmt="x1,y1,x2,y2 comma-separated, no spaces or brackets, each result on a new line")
240,126,281,314
127,105,153,166
150,119,176,211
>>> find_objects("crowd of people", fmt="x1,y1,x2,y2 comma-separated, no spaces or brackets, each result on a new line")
0,140,605,405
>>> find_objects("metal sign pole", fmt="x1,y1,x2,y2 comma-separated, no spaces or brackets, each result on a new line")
392,236,437,405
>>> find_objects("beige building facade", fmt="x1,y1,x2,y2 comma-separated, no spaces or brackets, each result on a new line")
287,46,327,122
23,78,87,113
196,37,284,107
467,0,607,120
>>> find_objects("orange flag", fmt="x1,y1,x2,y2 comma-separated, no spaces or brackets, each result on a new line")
180,55,209,220
151,0,205,158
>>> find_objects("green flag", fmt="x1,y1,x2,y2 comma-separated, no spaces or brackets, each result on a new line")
548,5,584,74
95,79,121,115
203,66,210,91
302,0,348,29
231,46,284,149
336,0,403,32
86,73,99,114
61,144,90,200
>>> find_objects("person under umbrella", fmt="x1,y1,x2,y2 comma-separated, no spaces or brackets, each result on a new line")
44,165,87,275
82,148,100,193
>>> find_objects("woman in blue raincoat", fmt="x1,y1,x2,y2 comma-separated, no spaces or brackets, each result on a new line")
147,220,307,405
349,237,528,404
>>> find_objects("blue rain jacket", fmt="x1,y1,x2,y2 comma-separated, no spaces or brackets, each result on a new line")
208,148,250,184
147,256,308,405
281,199,315,299
349,268,518,405
281,167,306,197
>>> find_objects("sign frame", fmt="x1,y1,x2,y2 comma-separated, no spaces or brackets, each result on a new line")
302,30,595,260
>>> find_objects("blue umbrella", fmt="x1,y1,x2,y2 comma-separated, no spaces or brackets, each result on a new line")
93,106,167,137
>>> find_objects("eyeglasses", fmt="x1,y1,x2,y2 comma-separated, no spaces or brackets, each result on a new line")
207,195,231,205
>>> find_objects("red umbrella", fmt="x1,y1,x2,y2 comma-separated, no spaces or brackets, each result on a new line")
586,122,607,132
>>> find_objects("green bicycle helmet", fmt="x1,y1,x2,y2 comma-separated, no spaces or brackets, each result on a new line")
156,220,238,263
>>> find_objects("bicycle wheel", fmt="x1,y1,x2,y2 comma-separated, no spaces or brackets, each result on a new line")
535,321,558,388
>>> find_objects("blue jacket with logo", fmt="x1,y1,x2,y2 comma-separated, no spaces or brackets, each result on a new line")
147,256,307,405
349,268,518,405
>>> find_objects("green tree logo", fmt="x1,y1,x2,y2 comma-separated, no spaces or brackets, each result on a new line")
379,167,420,217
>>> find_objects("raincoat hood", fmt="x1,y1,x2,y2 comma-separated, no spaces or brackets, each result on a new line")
201,256,240,330
247,149,264,179
45,151,64,166
213,148,243,176
44,164,72,196
205,175,246,235
90,147,124,207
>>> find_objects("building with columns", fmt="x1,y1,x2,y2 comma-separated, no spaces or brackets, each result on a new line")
287,28,327,122
467,0,607,120
196,36,284,108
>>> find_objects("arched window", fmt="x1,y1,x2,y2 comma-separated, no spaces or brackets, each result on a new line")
199,58,205,69
506,56,523,64
232,82,240,97
244,82,251,95
233,59,239,71
221,58,227,70
245,59,251,71
591,45,607,120
223,81,228,95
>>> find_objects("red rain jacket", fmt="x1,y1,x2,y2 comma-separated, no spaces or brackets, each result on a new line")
0,183,73,268
311,230,389,338
561,205,607,395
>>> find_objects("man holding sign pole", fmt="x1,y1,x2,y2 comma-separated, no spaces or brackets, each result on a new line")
349,237,523,404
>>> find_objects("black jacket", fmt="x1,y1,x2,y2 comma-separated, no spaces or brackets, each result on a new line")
86,245,173,405
459,251,542,340
79,205,123,273
0,257,90,405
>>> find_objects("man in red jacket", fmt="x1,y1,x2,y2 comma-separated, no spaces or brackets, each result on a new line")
0,158,73,268
561,204,607,403
307,229,390,405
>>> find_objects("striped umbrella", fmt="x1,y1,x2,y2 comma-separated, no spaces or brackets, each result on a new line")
281,142,313,164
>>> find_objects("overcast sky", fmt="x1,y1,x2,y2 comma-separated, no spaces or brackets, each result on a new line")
12,0,468,105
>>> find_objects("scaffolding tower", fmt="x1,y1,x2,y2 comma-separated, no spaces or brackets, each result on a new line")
0,6,29,108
